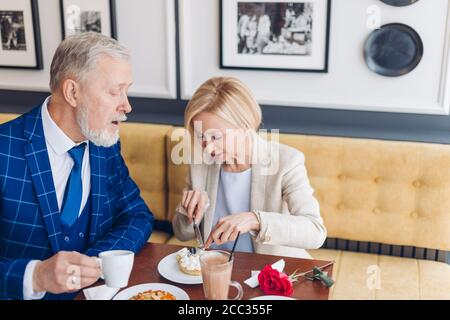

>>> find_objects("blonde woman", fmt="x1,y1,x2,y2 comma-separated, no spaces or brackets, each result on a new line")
172,77,326,259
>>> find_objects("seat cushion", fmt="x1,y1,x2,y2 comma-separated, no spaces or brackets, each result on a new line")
0,113,19,124
166,236,197,247
279,134,450,251
120,122,172,221
148,231,172,244
165,128,189,222
309,249,450,300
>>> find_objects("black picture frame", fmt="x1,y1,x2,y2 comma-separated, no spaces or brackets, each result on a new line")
60,0,117,40
220,0,331,73
0,0,43,69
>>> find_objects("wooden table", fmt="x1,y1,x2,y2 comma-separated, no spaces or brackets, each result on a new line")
76,243,332,300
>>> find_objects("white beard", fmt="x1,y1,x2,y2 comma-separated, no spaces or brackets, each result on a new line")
76,104,126,147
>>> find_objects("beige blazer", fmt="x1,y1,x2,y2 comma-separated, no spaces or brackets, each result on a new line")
172,135,327,259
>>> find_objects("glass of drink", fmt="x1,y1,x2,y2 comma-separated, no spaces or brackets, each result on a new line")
199,250,243,300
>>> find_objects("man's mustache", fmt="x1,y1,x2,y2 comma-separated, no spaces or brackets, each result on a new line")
113,114,128,122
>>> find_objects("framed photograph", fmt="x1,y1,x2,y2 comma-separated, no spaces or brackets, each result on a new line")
0,0,43,69
60,0,117,39
220,0,331,72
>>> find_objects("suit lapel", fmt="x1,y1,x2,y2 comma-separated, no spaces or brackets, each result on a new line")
250,166,267,211
88,142,106,245
250,136,271,251
250,136,269,211
203,164,220,238
22,106,62,253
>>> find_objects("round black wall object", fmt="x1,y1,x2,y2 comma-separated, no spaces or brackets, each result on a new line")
364,23,423,77
380,0,419,6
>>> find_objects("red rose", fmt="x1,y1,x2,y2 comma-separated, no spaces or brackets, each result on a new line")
257,265,294,297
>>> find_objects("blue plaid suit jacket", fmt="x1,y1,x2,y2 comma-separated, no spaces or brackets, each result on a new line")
0,105,154,300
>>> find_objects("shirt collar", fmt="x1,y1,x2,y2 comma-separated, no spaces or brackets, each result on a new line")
41,96,89,156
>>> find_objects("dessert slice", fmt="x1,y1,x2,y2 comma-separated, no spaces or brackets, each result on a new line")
176,247,204,276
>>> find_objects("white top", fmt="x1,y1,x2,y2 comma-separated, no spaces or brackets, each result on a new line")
210,167,254,253
23,97,91,300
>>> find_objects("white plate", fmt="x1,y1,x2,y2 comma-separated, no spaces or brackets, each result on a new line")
158,252,203,285
113,283,190,300
250,295,296,300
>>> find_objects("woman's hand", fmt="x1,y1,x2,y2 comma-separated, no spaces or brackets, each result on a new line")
205,211,260,248
180,190,209,224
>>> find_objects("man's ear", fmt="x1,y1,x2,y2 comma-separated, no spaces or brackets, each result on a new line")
61,79,80,108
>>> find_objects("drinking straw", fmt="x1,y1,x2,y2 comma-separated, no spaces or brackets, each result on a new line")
228,232,241,262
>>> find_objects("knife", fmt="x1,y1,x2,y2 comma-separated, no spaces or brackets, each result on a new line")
176,200,208,250
193,220,205,249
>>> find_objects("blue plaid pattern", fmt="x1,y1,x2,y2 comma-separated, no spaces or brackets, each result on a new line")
0,105,154,300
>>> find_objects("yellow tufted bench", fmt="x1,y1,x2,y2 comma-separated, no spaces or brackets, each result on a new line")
163,128,450,299
2,113,450,299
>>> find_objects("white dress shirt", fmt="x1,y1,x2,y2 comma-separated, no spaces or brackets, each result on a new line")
23,97,91,300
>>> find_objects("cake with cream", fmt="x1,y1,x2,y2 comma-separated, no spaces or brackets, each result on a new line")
176,247,204,276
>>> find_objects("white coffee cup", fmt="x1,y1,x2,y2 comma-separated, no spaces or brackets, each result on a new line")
97,250,134,288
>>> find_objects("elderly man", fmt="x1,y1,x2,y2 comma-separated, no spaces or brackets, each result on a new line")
0,32,154,300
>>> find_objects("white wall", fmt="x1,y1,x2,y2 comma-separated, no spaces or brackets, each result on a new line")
1,0,449,115
180,0,450,115
0,0,177,99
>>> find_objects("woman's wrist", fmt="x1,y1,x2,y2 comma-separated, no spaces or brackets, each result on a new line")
250,210,261,231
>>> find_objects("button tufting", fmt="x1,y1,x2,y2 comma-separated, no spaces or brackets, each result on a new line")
413,180,422,188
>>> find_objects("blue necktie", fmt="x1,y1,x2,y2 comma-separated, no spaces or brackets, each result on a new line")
60,143,86,228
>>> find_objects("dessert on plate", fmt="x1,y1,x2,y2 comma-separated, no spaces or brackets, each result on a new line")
176,247,204,276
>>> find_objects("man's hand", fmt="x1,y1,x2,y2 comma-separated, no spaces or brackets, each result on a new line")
205,211,260,248
32,251,101,294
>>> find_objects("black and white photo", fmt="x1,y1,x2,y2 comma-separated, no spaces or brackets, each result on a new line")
60,0,116,39
0,0,42,69
0,11,26,51
80,11,101,33
221,0,331,72
237,2,313,56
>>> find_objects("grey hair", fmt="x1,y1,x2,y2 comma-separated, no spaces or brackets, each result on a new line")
50,32,131,91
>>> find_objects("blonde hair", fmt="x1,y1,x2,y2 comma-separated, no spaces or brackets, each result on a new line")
184,77,262,134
